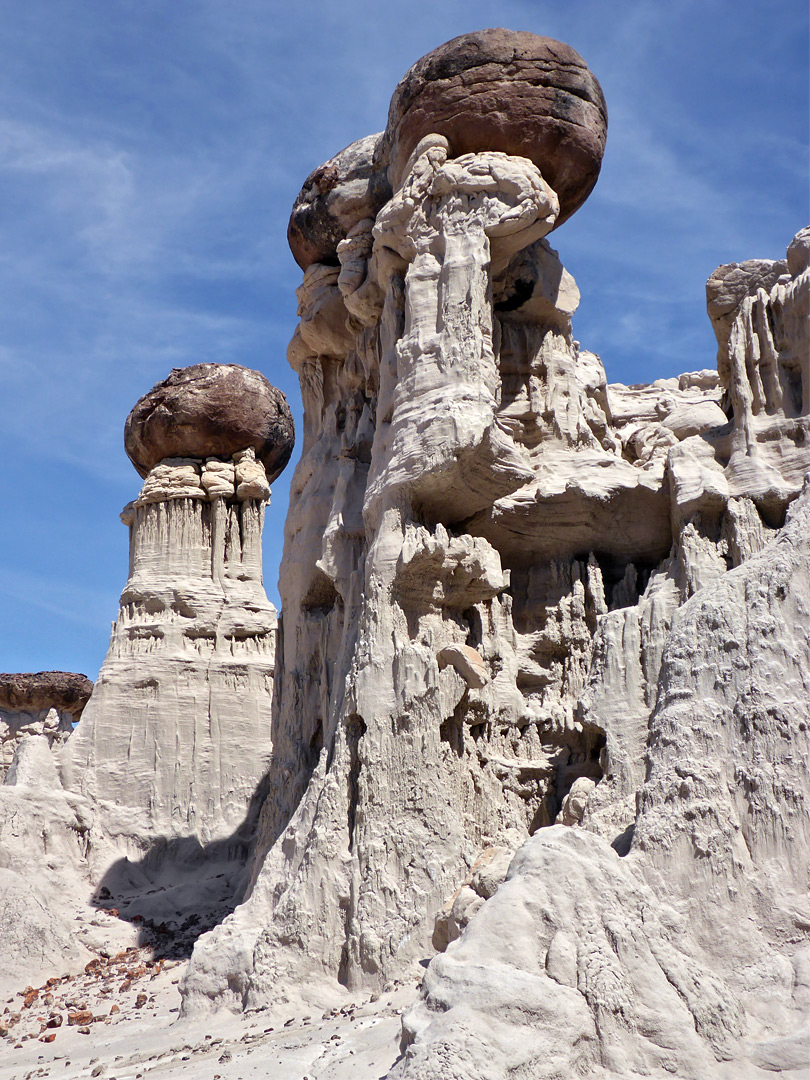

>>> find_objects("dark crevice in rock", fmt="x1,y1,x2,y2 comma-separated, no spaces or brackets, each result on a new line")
494,277,535,312
346,715,367,852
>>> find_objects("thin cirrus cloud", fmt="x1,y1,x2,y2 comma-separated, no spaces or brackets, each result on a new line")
0,0,806,678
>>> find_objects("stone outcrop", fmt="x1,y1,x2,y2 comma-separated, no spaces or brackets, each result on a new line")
0,671,93,716
0,671,92,777
64,369,294,849
179,27,810,1078
0,364,294,996
673,230,810,532
0,736,96,993
394,481,810,1079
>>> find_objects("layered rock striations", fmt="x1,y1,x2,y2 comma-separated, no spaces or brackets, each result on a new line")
65,364,294,848
0,671,92,777
181,29,810,1078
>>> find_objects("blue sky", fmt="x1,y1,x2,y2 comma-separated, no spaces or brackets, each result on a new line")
0,0,807,678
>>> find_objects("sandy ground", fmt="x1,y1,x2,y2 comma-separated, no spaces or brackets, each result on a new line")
0,946,419,1080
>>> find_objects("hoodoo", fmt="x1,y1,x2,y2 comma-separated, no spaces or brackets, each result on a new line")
64,364,294,846
0,671,92,777
179,30,810,1079
1,27,808,1080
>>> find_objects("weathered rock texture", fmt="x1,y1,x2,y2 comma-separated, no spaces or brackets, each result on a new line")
179,30,810,1071
0,735,96,993
379,29,607,220
393,479,810,1079
0,671,92,777
0,671,93,716
65,368,294,849
124,363,294,482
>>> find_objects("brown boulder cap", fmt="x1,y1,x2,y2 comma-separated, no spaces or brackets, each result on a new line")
124,363,295,482
378,28,607,226
288,133,392,270
0,671,94,717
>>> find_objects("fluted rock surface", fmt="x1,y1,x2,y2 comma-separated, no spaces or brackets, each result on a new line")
0,367,294,990
1,28,807,1080
180,29,809,1077
393,479,810,1078
64,468,278,848
184,35,810,1043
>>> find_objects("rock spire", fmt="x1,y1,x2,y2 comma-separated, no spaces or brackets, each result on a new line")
181,29,810,1078
64,364,294,846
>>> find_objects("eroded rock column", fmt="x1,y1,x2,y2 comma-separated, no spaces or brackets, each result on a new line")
64,363,294,850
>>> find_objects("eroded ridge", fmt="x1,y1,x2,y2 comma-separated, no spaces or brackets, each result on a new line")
181,30,810,1069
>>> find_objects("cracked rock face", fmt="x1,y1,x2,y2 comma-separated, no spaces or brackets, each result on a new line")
124,363,294,482
379,28,607,221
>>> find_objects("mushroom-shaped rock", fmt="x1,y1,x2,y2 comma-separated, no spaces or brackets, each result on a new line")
379,28,607,224
124,364,295,482
0,672,93,718
288,133,392,270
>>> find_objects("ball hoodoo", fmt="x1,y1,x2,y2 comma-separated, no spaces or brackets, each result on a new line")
124,363,295,481
380,28,607,223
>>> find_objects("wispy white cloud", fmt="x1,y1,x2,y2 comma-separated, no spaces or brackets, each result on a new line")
0,566,117,631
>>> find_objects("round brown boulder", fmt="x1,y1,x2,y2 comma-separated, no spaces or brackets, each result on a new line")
288,133,393,270
379,28,607,226
0,672,94,717
125,364,295,481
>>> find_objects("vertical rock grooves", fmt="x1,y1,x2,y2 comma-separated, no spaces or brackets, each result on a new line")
173,30,810,1076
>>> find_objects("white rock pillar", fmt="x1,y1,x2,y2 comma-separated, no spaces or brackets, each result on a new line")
365,138,559,525
63,453,278,849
